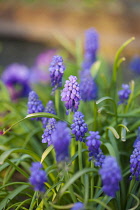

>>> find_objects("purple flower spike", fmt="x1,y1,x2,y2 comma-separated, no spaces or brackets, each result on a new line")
1,63,31,99
42,100,56,128
86,131,105,167
133,127,140,147
82,28,99,70
29,162,47,192
80,70,98,101
61,75,81,113
27,91,44,120
42,118,56,146
52,122,71,162
129,56,140,75
71,202,85,210
71,111,88,142
118,84,131,104
99,156,122,197
130,141,140,181
49,55,65,92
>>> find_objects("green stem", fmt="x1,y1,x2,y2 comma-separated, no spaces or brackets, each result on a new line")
93,102,98,131
90,161,94,199
78,141,84,184
55,89,60,116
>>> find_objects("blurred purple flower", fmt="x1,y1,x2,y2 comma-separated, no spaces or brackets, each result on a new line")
1,63,31,100
130,141,140,181
129,56,140,75
29,162,47,192
71,202,84,210
133,127,140,147
118,84,131,104
82,28,99,70
30,50,56,84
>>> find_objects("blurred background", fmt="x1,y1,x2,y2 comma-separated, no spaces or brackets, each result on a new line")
0,0,140,68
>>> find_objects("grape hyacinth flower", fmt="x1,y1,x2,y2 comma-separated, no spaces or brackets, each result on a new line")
27,91,44,120
129,56,140,75
42,118,56,146
118,84,131,104
49,55,65,92
1,63,31,100
86,131,105,167
29,162,47,192
133,127,140,147
82,28,99,70
71,202,85,210
52,122,71,162
30,50,56,84
99,156,122,197
130,141,140,180
42,100,56,128
80,70,98,101
71,111,88,142
61,75,81,113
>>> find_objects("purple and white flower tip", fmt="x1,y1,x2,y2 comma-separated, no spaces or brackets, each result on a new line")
27,91,44,120
42,118,56,146
1,63,31,99
71,111,88,142
42,100,56,128
49,55,65,92
82,28,99,70
52,121,71,162
29,162,47,192
61,75,81,113
130,141,140,181
99,156,122,197
80,70,98,101
71,202,84,210
118,84,131,104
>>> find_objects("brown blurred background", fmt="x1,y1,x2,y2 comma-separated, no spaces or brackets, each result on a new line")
0,0,140,67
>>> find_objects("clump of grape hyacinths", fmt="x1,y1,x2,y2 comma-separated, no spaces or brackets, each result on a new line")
71,202,85,210
99,156,122,197
82,28,99,70
129,56,140,75
130,141,140,180
42,100,56,128
61,75,81,113
27,91,44,120
49,55,65,92
1,63,31,100
118,84,131,104
86,131,105,167
29,162,47,192
80,70,98,101
71,111,88,142
42,118,56,146
52,122,71,162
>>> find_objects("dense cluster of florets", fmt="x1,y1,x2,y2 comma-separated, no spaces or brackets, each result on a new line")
61,75,81,113
27,91,44,120
52,122,71,162
130,141,140,180
49,55,65,92
42,100,56,128
80,70,98,101
118,84,131,104
71,112,88,142
83,28,99,69
29,162,47,192
86,131,105,167
42,118,56,145
99,156,122,197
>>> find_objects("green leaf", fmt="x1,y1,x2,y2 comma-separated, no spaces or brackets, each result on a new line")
0,185,28,210
104,143,116,157
90,61,101,78
128,193,140,210
106,126,120,139
41,145,54,163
